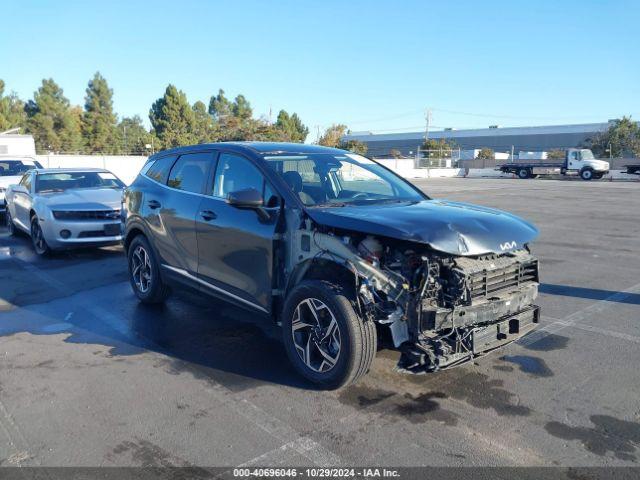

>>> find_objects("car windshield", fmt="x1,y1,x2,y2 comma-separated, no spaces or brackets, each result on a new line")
263,153,425,206
0,159,42,176
35,171,125,193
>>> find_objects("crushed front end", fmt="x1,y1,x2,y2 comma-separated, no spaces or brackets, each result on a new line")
291,225,540,374
392,249,540,372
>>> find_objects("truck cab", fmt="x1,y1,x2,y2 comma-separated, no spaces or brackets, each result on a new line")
565,149,610,180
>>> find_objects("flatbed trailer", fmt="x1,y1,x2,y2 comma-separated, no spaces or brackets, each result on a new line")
623,164,640,175
497,148,610,181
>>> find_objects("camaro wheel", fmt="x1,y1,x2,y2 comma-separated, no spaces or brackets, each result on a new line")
6,208,16,236
281,280,377,389
30,215,50,255
127,235,169,304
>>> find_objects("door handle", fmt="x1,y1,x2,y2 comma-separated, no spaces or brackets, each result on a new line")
148,200,161,209
200,210,217,221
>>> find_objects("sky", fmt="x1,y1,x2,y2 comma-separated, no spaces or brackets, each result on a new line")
2,0,639,141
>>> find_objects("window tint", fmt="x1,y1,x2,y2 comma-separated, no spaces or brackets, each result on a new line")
213,153,265,198
167,152,211,194
0,160,36,177
146,155,178,184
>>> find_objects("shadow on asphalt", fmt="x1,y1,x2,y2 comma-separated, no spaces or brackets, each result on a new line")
539,283,640,305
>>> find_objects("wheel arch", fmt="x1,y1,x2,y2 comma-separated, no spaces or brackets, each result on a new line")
123,217,151,251
124,225,146,251
286,258,359,300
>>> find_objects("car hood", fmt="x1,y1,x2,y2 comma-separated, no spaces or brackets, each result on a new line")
0,176,22,189
37,188,123,210
305,199,539,256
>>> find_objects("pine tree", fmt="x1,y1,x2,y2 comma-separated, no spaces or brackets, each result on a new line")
232,94,252,120
275,110,309,142
192,100,216,143
117,115,153,155
25,79,83,153
0,80,27,132
83,72,118,153
149,85,196,148
208,89,232,121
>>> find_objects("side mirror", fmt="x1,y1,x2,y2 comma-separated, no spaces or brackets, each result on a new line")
11,184,28,194
227,188,271,221
226,188,264,208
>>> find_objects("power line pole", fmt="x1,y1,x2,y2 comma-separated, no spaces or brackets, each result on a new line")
424,108,432,141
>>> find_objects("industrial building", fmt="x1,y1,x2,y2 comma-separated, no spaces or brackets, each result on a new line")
342,122,612,158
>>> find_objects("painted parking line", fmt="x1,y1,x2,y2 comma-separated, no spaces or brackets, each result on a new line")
543,317,640,344
519,281,640,348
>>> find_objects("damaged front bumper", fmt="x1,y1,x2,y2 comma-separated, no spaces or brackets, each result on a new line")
398,304,540,373
397,284,540,373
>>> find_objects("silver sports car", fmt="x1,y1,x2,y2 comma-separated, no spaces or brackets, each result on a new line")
4,168,125,255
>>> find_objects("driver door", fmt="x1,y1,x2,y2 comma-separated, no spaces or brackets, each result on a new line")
12,172,33,230
195,152,280,313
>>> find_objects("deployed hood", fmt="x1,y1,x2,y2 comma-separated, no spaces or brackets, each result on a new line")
37,188,123,210
305,200,538,256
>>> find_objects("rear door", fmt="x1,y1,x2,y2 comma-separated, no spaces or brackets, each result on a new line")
196,152,280,313
144,152,216,280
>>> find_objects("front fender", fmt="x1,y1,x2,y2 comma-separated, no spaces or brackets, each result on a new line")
285,257,359,299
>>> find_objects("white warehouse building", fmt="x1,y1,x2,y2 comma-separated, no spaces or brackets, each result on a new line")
342,122,614,158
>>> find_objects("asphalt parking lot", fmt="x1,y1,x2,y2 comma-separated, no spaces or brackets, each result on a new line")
0,177,639,468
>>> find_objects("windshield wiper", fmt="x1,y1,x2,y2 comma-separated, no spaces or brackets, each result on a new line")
38,188,66,193
311,202,348,208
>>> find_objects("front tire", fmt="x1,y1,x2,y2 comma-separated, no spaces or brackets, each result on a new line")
517,168,530,179
580,168,594,181
30,215,50,256
127,235,170,304
281,280,377,389
5,207,16,236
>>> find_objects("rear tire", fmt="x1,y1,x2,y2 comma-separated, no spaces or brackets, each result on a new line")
517,168,530,179
127,235,170,304
281,280,377,389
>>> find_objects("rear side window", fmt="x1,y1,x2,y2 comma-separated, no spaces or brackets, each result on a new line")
145,155,177,184
167,152,212,194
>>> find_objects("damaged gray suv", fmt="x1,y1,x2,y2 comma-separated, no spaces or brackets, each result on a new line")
123,142,540,389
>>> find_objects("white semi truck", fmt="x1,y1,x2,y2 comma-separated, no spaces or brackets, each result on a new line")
498,148,610,180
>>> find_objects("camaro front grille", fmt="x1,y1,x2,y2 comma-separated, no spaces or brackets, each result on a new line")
52,209,120,220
